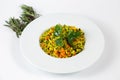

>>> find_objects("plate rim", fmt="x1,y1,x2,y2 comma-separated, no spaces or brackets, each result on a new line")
20,13,105,73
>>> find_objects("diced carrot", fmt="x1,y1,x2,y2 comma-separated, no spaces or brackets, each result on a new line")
60,48,65,52
40,43,45,47
55,53,59,57
67,52,71,57
66,44,70,48
54,49,58,53
59,54,63,58
45,36,49,40
60,51,66,58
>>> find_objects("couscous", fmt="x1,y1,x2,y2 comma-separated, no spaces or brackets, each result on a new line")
39,24,85,58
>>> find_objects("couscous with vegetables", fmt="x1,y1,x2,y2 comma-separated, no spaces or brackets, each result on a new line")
39,24,85,58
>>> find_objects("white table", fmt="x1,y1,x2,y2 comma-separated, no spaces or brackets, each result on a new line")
0,0,120,80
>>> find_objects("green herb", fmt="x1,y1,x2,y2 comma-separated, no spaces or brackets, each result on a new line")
5,17,26,37
55,37,64,47
54,24,81,47
54,24,64,47
54,24,62,36
4,4,40,38
67,30,81,46
20,5,39,25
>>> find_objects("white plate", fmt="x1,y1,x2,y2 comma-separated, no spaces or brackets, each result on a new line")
20,14,105,74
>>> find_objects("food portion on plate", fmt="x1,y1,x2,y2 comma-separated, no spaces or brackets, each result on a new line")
39,24,85,58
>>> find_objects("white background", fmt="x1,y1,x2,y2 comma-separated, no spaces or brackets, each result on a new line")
0,0,120,80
